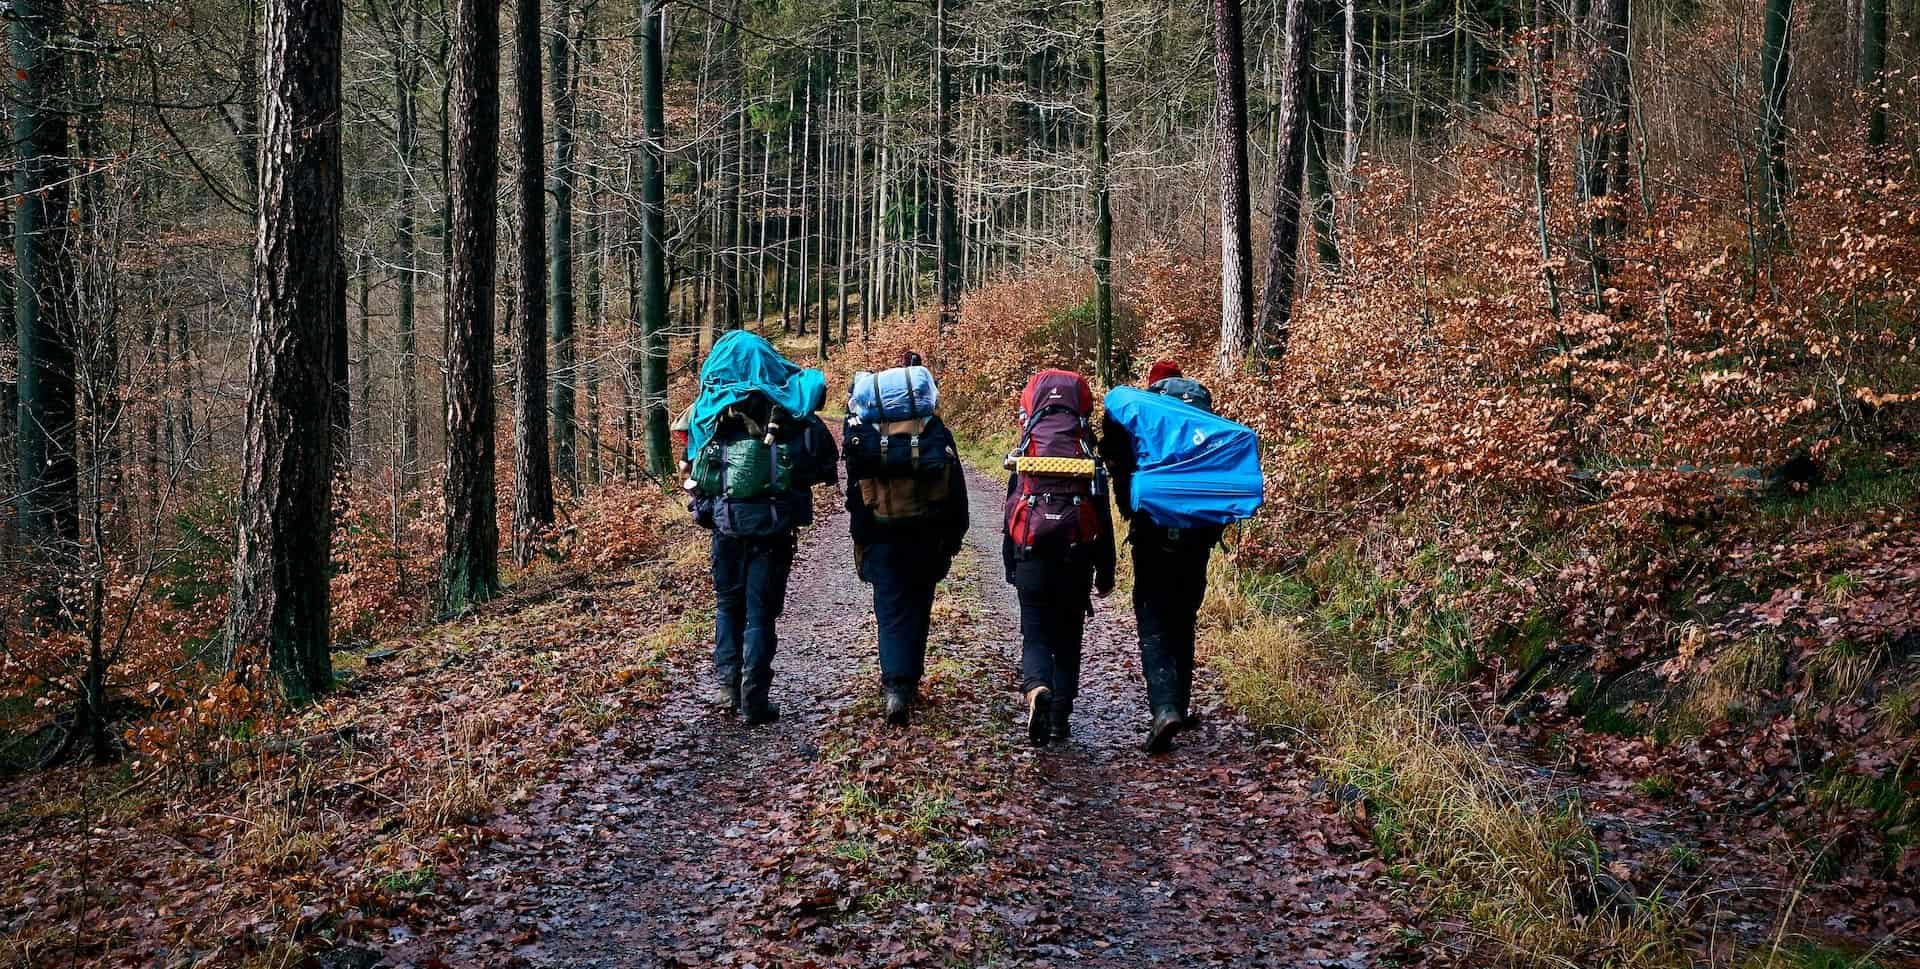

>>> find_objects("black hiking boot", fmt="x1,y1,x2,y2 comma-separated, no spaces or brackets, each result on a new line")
1146,708,1184,754
1024,686,1053,746
742,703,781,726
884,690,912,728
1049,699,1073,743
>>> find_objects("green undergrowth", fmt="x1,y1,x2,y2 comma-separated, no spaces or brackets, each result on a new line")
1204,550,1693,966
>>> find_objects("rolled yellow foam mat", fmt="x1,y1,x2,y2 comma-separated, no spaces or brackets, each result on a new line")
1013,456,1097,477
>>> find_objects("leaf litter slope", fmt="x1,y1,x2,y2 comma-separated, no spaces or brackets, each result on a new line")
394,465,1440,967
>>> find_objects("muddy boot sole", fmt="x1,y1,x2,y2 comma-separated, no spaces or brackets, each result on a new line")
884,692,912,728
1146,712,1183,754
1025,687,1053,746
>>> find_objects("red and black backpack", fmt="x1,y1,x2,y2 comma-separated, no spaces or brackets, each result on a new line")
1004,369,1106,553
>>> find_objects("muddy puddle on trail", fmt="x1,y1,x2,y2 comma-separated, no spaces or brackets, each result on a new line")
380,465,1443,968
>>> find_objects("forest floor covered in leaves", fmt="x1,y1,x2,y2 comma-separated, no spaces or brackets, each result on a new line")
2,454,1907,967
376,463,1446,967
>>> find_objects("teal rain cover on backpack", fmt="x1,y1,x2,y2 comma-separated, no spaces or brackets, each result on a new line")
1103,386,1265,528
688,330,828,457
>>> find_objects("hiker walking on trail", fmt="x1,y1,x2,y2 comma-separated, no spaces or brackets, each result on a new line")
1002,369,1115,745
844,352,969,727
682,331,839,725
1100,361,1265,753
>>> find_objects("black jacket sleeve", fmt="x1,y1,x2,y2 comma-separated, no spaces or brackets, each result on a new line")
799,415,839,488
1093,474,1117,593
1001,472,1018,583
1099,414,1137,522
944,452,971,558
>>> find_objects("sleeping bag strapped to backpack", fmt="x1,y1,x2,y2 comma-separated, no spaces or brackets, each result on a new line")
1005,369,1106,552
846,367,957,527
848,366,939,423
1103,384,1264,529
691,396,805,537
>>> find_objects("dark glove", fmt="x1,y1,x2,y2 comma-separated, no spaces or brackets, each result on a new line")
1094,570,1115,599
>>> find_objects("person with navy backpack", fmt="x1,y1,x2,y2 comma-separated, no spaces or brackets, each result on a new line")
1002,369,1116,745
682,331,839,725
844,352,970,727
1101,360,1264,752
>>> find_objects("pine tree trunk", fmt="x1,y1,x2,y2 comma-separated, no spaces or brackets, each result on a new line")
1091,0,1114,387
797,73,814,339
1342,0,1359,187
1213,0,1253,372
1578,0,1633,263
1760,0,1793,239
1251,0,1311,365
935,0,962,333
512,0,554,564
444,0,503,613
395,20,422,489
12,0,80,622
356,258,371,469
229,0,342,698
550,18,580,497
1306,64,1341,271
0,183,13,520
638,0,673,478
1860,0,1887,148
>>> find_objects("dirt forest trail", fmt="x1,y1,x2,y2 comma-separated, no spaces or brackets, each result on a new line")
384,463,1443,967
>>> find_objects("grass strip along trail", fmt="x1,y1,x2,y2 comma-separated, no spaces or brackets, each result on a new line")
383,463,1446,967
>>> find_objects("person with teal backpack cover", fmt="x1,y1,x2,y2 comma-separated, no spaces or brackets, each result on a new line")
1100,361,1264,753
682,331,838,724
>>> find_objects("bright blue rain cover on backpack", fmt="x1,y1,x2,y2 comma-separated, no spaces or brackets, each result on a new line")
688,330,828,457
1103,386,1265,528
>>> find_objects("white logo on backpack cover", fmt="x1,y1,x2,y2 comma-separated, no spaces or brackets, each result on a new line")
1192,429,1207,447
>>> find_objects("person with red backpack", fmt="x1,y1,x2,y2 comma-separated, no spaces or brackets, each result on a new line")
1100,360,1230,753
1001,369,1116,745
844,352,970,727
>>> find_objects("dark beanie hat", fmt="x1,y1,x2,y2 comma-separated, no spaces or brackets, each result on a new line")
899,350,924,368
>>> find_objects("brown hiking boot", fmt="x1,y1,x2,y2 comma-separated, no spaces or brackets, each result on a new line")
1024,685,1053,746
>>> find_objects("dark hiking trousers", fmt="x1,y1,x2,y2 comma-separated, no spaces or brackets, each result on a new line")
712,531,797,712
1133,539,1212,717
1014,556,1093,701
861,542,948,694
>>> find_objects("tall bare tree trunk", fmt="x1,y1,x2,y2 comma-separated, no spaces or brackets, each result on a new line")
1760,0,1793,241
1578,0,1633,285
229,0,342,699
1860,0,1887,148
444,0,503,613
638,0,673,478
512,0,554,564
1091,0,1114,387
1252,0,1311,365
935,0,962,333
550,15,581,495
11,0,80,621
1213,0,1255,373
394,10,423,489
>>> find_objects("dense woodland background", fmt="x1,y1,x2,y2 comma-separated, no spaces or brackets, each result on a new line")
3,0,1920,964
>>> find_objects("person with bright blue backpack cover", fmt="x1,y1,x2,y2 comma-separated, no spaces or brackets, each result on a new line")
1100,361,1264,753
682,331,838,725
